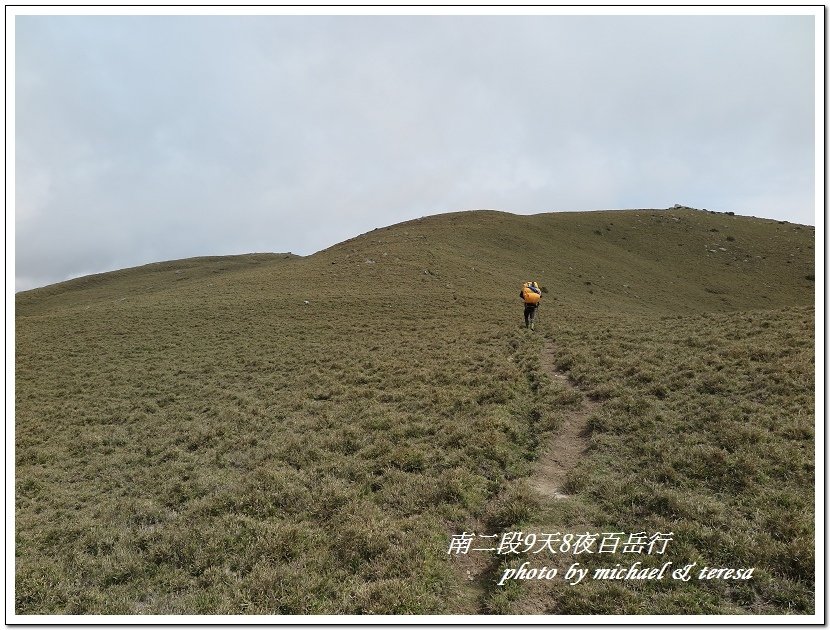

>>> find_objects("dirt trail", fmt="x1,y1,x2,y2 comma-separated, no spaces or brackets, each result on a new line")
530,341,599,500
452,339,601,613
447,518,500,614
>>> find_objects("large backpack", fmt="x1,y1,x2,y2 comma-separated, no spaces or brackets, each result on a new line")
521,281,541,305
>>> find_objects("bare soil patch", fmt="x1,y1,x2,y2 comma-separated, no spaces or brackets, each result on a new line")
531,341,600,500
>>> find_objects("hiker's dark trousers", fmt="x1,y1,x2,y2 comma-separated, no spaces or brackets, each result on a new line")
524,304,538,327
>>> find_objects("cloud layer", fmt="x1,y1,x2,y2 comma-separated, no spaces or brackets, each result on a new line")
15,15,816,290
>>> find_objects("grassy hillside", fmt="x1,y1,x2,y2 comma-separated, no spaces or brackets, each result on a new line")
15,208,815,615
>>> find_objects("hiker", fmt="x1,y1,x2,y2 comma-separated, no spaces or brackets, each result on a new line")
520,281,542,330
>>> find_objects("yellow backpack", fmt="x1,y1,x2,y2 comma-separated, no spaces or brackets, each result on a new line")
522,281,541,305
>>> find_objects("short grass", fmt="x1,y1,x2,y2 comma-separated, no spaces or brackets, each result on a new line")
15,208,815,614
490,305,814,614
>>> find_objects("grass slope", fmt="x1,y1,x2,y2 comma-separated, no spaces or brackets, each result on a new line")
15,208,815,614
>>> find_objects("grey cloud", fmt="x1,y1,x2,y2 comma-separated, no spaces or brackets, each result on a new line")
15,14,816,291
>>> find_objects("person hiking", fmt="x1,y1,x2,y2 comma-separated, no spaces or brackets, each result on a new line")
520,281,542,330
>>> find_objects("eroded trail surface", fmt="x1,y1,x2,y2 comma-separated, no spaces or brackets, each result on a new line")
531,341,599,500
453,339,601,613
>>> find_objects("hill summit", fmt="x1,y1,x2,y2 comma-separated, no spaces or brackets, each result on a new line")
18,208,814,318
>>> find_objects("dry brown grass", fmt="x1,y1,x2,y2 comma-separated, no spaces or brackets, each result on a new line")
16,208,815,614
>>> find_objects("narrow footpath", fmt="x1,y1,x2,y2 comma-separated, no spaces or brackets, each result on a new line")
451,339,600,613
530,340,599,501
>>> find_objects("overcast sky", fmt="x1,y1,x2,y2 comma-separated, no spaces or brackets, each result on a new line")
14,13,817,291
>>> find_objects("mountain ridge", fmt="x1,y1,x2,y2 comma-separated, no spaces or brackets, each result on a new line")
17,207,814,318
